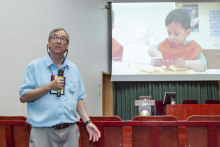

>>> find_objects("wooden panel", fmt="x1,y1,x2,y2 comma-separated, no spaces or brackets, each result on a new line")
13,126,30,147
80,126,104,147
209,126,218,147
187,115,220,121
78,118,125,147
0,125,6,147
80,127,94,147
186,115,220,147
165,104,220,120
131,116,178,147
0,116,27,120
132,116,177,121
132,127,151,147
218,127,220,147
80,116,122,121
186,127,208,147
159,127,179,147
0,117,29,147
151,127,159,147
102,73,113,116
5,126,13,147
104,127,123,147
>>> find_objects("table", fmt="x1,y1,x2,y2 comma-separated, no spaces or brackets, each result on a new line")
165,104,220,120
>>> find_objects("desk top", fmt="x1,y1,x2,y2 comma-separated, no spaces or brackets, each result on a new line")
165,104,220,108
165,104,220,120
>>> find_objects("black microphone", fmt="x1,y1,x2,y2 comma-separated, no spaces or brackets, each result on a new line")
57,69,64,97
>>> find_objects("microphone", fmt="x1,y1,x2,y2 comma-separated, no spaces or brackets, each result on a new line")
57,69,64,97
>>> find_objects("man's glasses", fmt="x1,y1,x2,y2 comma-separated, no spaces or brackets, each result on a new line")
50,36,68,43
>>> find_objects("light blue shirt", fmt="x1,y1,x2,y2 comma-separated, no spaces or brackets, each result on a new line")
19,54,87,127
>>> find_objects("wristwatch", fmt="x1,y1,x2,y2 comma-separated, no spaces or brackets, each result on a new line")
84,120,92,126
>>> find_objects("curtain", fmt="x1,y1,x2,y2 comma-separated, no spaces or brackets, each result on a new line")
113,81,219,120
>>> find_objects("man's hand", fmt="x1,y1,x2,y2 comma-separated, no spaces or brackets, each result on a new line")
86,122,101,142
49,78,65,91
20,77,65,103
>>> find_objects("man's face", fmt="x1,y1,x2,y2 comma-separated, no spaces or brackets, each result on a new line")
166,22,191,48
48,30,69,55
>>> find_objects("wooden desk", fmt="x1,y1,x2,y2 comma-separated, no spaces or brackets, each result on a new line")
165,104,220,120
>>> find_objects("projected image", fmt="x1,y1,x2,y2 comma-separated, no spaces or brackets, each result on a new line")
112,2,220,76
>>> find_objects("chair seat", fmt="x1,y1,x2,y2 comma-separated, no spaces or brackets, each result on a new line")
155,101,165,114
205,100,219,104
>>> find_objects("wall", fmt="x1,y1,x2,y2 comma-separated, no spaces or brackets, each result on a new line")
176,2,220,49
0,0,109,117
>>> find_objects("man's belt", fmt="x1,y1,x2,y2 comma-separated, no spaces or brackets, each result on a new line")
52,123,75,130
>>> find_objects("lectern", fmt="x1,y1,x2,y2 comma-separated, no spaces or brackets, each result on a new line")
134,96,155,116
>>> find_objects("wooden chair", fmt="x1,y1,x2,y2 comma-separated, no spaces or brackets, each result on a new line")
77,116,126,147
186,115,220,147
0,116,30,147
130,116,178,147
205,100,220,104
183,100,198,104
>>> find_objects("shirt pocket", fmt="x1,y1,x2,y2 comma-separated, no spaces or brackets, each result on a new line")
67,79,77,94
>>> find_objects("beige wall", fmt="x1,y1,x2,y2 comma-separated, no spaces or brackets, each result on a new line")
0,0,109,117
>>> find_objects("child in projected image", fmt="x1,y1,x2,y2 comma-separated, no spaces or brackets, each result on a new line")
112,11,123,58
148,9,206,72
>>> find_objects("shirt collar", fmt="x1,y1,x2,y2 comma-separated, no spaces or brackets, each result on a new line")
46,53,53,67
45,53,70,68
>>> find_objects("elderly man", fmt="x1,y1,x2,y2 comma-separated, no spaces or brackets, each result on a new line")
19,28,100,147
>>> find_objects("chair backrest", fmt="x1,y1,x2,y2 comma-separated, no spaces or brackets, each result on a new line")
131,116,178,147
186,115,220,147
78,116,125,147
80,116,122,121
205,100,220,104
155,101,165,114
132,115,178,121
0,116,27,120
187,115,220,121
183,100,198,104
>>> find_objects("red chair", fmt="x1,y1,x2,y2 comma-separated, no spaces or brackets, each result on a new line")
205,100,220,104
183,100,198,104
155,101,165,114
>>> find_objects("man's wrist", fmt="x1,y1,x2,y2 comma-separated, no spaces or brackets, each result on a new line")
84,120,92,126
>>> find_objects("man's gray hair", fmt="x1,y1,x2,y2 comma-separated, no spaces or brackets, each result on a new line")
48,27,69,42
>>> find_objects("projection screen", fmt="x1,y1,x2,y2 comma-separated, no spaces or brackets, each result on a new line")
111,1,220,81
